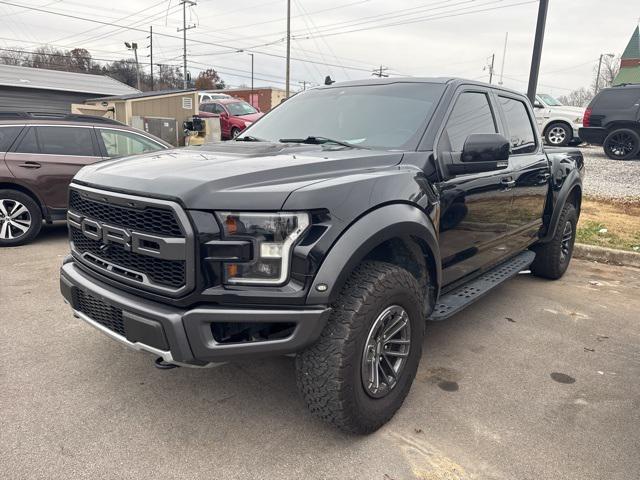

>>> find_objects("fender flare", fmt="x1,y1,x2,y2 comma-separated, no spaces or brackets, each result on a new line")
305,203,441,305
540,172,582,243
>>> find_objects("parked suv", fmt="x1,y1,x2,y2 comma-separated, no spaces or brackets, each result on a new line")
198,99,264,139
60,78,583,433
534,93,584,146
0,113,170,246
579,84,640,160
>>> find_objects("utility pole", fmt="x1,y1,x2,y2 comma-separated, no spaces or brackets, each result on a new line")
498,32,508,85
595,53,615,93
285,0,291,97
178,0,196,89
300,80,307,91
527,0,549,103
125,42,141,90
485,54,495,84
372,65,389,77
148,26,153,90
248,53,254,95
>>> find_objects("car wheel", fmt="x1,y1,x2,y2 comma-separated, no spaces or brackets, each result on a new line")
231,127,241,139
544,122,571,147
0,190,42,247
603,128,640,160
530,203,577,280
296,261,425,434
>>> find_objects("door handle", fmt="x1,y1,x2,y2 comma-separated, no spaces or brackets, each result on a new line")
538,172,551,182
501,177,516,188
17,161,41,169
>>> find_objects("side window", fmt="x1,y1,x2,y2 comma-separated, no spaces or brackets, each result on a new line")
442,92,496,152
213,104,225,114
98,129,163,157
199,104,211,113
498,96,538,154
15,127,39,153
0,126,23,152
35,127,96,156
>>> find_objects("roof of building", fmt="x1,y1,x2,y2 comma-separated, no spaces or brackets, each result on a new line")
622,25,640,59
0,64,139,95
613,65,640,85
88,88,196,101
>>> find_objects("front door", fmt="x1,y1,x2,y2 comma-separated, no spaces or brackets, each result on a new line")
4,125,101,210
435,90,517,286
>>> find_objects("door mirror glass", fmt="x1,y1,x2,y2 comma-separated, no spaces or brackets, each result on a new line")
462,133,510,162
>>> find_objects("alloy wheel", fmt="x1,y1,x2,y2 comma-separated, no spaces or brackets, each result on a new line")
0,199,32,240
606,131,637,159
560,220,573,262
361,305,411,398
548,126,567,145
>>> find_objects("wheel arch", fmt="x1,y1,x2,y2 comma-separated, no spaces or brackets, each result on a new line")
305,203,441,306
0,181,48,218
540,176,582,243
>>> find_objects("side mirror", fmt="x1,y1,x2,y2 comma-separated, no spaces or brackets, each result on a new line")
220,111,229,118
534,101,544,108
449,133,509,175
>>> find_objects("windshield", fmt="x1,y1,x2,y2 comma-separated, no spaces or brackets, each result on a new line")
226,101,258,116
538,94,563,106
242,82,445,150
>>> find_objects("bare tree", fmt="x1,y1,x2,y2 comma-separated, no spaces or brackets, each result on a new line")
557,87,594,107
591,54,621,92
0,47,27,65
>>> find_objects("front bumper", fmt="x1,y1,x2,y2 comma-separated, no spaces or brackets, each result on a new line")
60,260,331,367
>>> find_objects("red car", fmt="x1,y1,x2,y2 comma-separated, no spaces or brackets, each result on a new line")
198,99,264,139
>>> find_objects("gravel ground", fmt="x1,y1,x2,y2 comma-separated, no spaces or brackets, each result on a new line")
578,145,640,200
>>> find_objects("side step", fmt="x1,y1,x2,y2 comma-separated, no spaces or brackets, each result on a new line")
429,250,536,321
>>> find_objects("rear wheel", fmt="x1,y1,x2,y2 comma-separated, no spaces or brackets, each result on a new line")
0,190,42,247
545,122,572,147
296,261,426,434
603,128,640,160
530,203,577,280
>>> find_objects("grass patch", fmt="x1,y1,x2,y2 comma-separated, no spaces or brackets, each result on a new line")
577,198,640,252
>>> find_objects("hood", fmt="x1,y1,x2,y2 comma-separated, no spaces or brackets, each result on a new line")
233,112,263,122
551,105,585,117
73,142,404,210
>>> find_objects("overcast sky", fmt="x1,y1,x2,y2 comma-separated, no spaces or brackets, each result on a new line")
0,0,638,96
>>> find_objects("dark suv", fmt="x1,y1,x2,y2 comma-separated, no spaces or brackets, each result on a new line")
0,113,170,246
579,84,640,160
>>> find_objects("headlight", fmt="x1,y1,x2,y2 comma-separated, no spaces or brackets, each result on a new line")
216,211,310,285
574,117,583,123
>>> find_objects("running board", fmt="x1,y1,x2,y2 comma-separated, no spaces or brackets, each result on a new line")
429,250,536,321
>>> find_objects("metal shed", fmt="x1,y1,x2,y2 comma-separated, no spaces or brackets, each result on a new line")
0,64,138,114
78,89,199,146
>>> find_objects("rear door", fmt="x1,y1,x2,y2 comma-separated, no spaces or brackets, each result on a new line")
436,88,517,286
5,125,101,210
496,93,550,250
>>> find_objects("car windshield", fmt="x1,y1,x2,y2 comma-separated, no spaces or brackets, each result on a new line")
241,82,446,150
226,101,258,116
538,94,563,106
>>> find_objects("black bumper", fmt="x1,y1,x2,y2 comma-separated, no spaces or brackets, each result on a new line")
578,127,607,145
60,260,331,367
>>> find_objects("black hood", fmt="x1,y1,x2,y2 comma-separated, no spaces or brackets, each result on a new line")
73,142,404,210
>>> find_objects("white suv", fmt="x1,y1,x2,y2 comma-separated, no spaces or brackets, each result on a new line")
534,94,585,146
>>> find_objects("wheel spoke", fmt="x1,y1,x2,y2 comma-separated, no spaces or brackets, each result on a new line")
381,354,397,377
383,316,407,340
9,220,29,233
0,221,8,239
0,200,8,216
384,350,409,358
384,339,410,345
9,204,27,219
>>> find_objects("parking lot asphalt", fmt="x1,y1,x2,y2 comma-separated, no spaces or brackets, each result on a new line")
1,223,639,480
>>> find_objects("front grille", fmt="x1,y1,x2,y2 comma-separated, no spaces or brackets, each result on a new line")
71,229,185,288
69,190,183,237
74,289,125,336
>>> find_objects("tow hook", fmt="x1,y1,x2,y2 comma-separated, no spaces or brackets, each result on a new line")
154,357,179,370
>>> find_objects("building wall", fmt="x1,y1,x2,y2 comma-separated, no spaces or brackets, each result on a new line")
0,86,97,113
219,88,287,112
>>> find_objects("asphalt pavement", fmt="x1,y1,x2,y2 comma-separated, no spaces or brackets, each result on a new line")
1,223,639,480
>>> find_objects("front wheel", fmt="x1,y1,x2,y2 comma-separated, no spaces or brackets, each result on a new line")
296,261,426,434
0,190,42,247
603,128,640,160
230,127,241,139
530,203,577,280
545,122,572,147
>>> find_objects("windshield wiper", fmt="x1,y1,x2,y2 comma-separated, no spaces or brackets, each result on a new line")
278,136,365,149
235,135,266,142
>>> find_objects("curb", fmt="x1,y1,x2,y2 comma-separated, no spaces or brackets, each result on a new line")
573,243,640,268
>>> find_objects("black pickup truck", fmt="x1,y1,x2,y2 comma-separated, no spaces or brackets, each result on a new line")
60,78,584,433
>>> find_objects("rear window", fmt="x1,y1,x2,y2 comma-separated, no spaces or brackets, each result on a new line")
592,88,640,109
0,126,22,151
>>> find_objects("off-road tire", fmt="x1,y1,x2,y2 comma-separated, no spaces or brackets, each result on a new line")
544,122,572,147
0,189,42,247
295,261,425,434
530,203,577,279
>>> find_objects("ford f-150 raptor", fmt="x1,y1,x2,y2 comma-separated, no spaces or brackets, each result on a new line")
60,78,584,434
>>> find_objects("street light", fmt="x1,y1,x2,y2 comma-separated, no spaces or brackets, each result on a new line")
125,41,141,91
596,53,615,93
